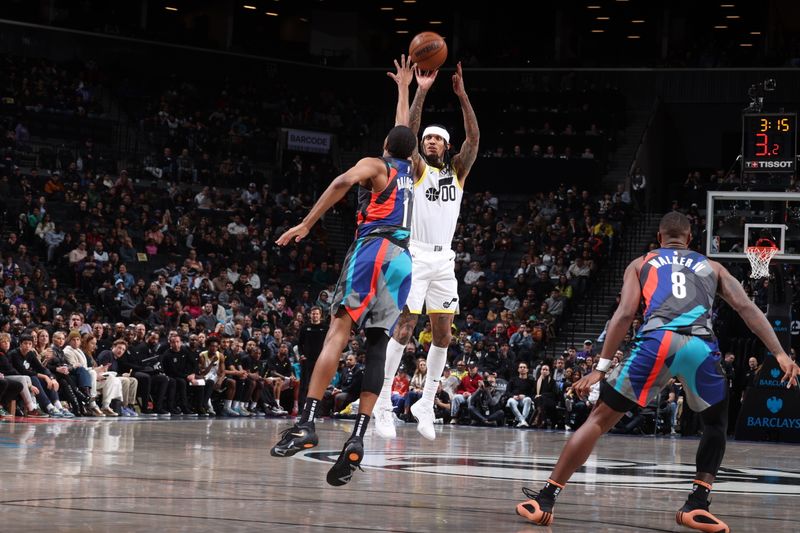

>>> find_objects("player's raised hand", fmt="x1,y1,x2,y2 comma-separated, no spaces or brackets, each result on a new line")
387,54,415,87
414,66,438,91
276,222,309,246
776,352,800,388
452,61,465,96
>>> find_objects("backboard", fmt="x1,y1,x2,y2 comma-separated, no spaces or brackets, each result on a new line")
705,190,800,262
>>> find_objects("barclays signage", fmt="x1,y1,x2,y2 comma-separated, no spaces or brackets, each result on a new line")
757,367,791,388
745,396,800,429
736,354,800,443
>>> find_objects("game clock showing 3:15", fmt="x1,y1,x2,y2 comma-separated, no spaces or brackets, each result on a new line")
742,113,797,173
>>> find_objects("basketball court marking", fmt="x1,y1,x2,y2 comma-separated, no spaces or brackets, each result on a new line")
300,449,800,495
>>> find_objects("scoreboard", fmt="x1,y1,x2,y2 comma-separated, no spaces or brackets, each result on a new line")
742,113,797,173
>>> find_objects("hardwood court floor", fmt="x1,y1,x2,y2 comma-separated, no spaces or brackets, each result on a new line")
0,417,796,532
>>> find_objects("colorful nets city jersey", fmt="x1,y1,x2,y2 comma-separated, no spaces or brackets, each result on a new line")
604,248,728,411
332,157,414,331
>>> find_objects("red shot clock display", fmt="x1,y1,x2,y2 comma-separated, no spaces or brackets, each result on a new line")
742,113,797,173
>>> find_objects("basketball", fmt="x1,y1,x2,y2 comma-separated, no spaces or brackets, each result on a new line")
409,31,447,71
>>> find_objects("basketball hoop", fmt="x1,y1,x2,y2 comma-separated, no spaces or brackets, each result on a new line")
745,238,779,279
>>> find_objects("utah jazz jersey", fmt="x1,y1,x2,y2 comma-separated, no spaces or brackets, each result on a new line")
355,157,414,245
412,162,462,246
639,248,717,337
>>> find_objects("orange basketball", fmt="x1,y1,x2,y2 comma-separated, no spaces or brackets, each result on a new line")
409,32,447,71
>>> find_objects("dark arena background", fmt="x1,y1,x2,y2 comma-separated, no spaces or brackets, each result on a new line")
0,1,799,532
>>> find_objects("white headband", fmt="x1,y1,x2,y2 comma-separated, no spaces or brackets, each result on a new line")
422,126,450,144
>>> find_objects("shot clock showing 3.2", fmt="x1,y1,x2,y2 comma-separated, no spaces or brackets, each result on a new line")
742,113,797,172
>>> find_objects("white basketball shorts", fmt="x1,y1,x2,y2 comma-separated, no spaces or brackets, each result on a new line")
405,241,459,314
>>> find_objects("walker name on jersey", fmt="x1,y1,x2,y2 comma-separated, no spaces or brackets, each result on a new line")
300,451,800,495
647,255,707,273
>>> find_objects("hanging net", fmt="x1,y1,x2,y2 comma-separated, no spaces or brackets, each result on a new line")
745,238,779,279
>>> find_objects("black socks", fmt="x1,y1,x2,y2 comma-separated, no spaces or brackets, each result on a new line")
688,479,712,507
300,398,318,424
540,478,565,501
350,413,370,439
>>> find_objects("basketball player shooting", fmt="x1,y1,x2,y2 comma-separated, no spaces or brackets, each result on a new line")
373,61,480,441
515,212,800,532
269,56,419,487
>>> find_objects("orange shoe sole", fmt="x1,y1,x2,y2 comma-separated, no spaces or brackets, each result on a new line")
676,509,730,533
515,499,554,526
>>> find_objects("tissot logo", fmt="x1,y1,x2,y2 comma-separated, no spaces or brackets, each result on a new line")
300,452,800,495
747,160,793,169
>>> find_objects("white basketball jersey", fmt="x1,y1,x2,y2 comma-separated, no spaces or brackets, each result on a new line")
412,162,463,246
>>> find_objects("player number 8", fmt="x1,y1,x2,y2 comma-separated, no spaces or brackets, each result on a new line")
671,272,687,299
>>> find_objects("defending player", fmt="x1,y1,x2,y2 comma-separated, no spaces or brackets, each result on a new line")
269,57,418,486
374,62,480,441
515,212,799,532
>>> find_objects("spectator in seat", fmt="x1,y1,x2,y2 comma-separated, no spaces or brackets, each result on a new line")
531,364,558,428
81,333,124,416
552,357,567,391
450,362,483,423
507,361,535,427
96,339,139,416
8,333,73,417
563,368,584,427
545,288,565,318
46,331,91,416
62,331,105,416
417,320,433,353
0,373,23,417
224,339,256,416
0,333,47,417
198,338,239,417
576,340,594,361
502,288,521,313
464,261,485,286
441,365,461,400
567,257,591,295
469,373,505,426
402,357,427,420
390,367,410,414
120,331,170,415
269,342,300,415
322,353,362,416
433,380,452,424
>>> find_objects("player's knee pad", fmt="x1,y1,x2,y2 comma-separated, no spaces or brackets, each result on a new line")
363,328,389,395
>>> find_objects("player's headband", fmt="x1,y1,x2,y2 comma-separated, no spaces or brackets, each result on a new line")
422,126,450,144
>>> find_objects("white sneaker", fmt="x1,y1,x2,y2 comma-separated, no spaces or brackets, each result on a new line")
373,399,396,439
518,420,529,428
410,400,436,441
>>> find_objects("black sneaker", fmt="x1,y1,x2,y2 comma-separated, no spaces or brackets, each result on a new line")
326,436,364,487
270,422,318,457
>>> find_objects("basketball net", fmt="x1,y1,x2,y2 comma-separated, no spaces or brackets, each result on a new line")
745,238,779,279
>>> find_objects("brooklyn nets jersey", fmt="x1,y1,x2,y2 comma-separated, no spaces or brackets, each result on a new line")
412,162,463,246
638,248,717,337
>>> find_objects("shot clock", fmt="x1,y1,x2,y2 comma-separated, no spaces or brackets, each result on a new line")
742,113,797,173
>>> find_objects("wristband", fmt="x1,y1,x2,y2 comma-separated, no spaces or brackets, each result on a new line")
596,358,612,373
